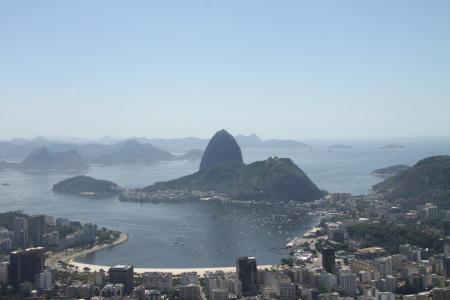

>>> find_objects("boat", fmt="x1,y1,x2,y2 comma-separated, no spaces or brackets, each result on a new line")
1,183,10,186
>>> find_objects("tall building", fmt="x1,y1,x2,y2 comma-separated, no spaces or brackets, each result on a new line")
376,291,395,300
322,247,336,274
109,265,134,294
83,222,97,244
13,217,28,235
432,287,450,300
210,289,229,300
13,217,29,248
9,247,45,287
445,256,450,278
34,270,53,290
29,215,47,246
179,284,201,300
340,272,357,297
409,273,426,293
147,289,161,300
0,262,9,283
236,256,257,296
375,256,392,278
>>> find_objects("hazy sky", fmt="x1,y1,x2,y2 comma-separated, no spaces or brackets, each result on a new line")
1,1,449,140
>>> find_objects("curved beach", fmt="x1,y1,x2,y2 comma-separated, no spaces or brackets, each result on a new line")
70,261,274,276
47,232,274,275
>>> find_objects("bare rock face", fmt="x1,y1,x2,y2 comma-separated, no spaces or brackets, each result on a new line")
199,129,243,171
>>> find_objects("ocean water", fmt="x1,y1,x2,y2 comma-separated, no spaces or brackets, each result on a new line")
0,137,449,267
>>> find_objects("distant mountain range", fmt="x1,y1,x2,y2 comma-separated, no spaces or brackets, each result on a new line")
0,139,203,171
0,134,310,161
0,147,88,171
94,139,175,165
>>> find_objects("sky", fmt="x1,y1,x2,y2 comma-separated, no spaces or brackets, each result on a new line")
0,1,449,140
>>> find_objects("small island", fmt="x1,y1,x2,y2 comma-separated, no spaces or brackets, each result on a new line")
380,144,404,150
327,144,352,151
53,175,121,198
371,164,410,177
177,149,203,160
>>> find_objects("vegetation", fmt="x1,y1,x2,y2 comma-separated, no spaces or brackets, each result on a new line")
146,157,322,202
371,164,410,177
281,257,294,267
20,147,88,170
0,211,27,231
52,175,120,198
97,227,121,244
0,282,25,300
95,139,175,165
373,155,450,208
315,238,349,253
347,222,443,255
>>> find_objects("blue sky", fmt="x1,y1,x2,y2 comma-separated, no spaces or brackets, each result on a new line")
0,1,449,139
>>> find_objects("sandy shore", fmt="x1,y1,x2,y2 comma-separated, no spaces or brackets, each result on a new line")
70,261,275,276
46,232,129,270
47,232,275,275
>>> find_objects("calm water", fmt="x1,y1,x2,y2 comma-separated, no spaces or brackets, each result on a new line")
0,137,449,267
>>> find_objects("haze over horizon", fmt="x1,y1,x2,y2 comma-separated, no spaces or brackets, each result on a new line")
1,1,450,139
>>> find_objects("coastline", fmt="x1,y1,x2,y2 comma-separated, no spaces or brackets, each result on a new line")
47,232,275,275
47,213,324,276
46,232,129,271
69,261,275,276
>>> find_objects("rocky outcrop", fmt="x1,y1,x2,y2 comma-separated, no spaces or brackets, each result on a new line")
199,130,243,171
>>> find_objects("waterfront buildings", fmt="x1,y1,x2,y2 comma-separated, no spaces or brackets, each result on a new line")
322,247,336,274
179,284,201,300
109,264,134,294
142,272,173,294
9,247,45,287
236,256,257,296
34,270,53,290
29,215,47,246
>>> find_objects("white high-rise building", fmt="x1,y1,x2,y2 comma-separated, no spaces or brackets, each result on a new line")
179,284,201,300
0,262,9,283
318,292,339,300
340,273,357,297
376,291,395,300
210,289,228,300
35,271,53,290
180,272,199,286
375,257,392,278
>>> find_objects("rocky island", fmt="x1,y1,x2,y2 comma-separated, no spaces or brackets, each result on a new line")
380,144,404,150
327,144,352,151
53,175,121,198
371,164,411,177
120,129,323,203
177,149,203,161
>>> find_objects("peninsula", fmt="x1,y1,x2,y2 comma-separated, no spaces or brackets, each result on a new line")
121,130,323,203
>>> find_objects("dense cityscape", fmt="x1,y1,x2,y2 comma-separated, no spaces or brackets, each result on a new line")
1,189,450,300
2,0,450,299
